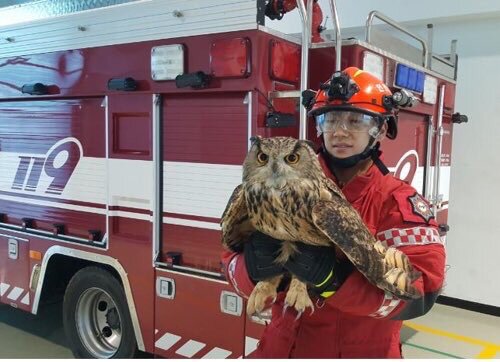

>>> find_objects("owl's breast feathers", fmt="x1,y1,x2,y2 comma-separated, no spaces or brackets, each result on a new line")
243,179,333,246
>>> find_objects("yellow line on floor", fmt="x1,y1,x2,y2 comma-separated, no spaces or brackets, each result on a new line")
404,321,500,351
476,346,499,359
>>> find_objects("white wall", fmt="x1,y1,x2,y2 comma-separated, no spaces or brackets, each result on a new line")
397,18,500,307
446,54,500,306
268,2,500,307
424,19,500,307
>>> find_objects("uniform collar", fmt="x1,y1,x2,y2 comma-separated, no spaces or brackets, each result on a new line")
317,152,384,203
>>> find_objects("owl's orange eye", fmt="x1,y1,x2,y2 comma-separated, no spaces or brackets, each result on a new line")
257,152,269,165
285,153,300,164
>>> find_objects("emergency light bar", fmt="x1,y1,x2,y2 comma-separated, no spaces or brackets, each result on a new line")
395,63,424,93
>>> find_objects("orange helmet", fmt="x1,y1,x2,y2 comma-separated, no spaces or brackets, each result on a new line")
307,67,398,139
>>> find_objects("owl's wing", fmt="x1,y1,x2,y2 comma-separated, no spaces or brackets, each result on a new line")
221,184,254,252
312,200,422,300
322,177,346,200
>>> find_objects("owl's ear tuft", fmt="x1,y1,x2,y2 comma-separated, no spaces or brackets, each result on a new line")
249,136,262,147
300,139,317,152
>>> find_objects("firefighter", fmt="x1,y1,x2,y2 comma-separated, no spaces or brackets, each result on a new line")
221,67,446,358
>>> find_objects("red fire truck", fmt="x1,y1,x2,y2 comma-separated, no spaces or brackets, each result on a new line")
0,0,465,358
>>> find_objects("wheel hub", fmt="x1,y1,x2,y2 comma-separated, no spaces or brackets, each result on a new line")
106,307,120,329
75,287,123,358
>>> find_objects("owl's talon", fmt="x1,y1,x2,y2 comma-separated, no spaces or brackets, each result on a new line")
246,278,282,316
282,303,290,317
294,311,303,321
308,305,315,316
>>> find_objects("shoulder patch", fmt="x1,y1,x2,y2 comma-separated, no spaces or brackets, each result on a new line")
393,190,435,224
408,193,434,223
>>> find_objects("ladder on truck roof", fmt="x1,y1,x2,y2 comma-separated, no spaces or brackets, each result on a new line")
268,0,458,140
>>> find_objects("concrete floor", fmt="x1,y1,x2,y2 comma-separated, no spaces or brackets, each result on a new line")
0,302,498,358
402,303,500,359
0,301,72,358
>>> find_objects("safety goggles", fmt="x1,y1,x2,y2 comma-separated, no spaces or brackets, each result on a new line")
315,111,380,134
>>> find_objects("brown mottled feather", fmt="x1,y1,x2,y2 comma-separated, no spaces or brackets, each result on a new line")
220,184,254,253
221,136,422,306
312,200,421,299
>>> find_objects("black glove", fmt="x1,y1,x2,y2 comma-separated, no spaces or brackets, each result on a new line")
244,232,285,282
284,243,352,298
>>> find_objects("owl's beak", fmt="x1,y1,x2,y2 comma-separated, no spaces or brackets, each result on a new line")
271,161,279,174
267,161,287,189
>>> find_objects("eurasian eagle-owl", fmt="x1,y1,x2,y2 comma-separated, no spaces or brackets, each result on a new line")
221,136,421,316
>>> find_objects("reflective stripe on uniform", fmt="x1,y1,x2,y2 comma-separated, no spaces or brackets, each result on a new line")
369,291,401,318
376,227,443,248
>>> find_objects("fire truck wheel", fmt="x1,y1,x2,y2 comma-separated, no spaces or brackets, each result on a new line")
63,266,139,358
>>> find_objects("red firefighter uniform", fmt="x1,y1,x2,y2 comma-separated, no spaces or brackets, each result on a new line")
221,152,446,358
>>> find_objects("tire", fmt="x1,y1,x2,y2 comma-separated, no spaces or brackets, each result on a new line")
63,266,139,358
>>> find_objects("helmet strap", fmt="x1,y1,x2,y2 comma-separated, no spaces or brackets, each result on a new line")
370,143,390,175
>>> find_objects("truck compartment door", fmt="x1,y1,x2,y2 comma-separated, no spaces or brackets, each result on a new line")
154,92,249,357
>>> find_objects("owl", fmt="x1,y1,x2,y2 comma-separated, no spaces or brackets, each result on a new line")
221,136,422,316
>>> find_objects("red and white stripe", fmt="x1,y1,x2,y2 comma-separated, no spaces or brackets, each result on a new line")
0,282,9,297
0,155,241,227
369,292,401,319
0,282,30,305
154,330,258,358
377,227,444,248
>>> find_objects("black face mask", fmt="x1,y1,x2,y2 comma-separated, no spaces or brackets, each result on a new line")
321,139,389,175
